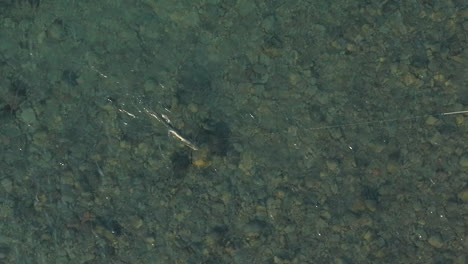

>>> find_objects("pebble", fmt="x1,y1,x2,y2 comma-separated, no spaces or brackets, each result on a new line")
459,155,468,168
425,115,439,125
457,189,468,202
428,235,444,248
19,108,37,125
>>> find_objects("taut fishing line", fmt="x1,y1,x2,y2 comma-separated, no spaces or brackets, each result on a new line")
90,65,467,151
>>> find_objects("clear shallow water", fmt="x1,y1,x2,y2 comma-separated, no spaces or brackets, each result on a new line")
0,1,466,263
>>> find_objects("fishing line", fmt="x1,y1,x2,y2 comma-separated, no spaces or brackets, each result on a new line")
89,65,467,149
290,110,467,132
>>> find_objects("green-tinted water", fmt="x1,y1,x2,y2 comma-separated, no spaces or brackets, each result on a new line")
0,1,466,263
